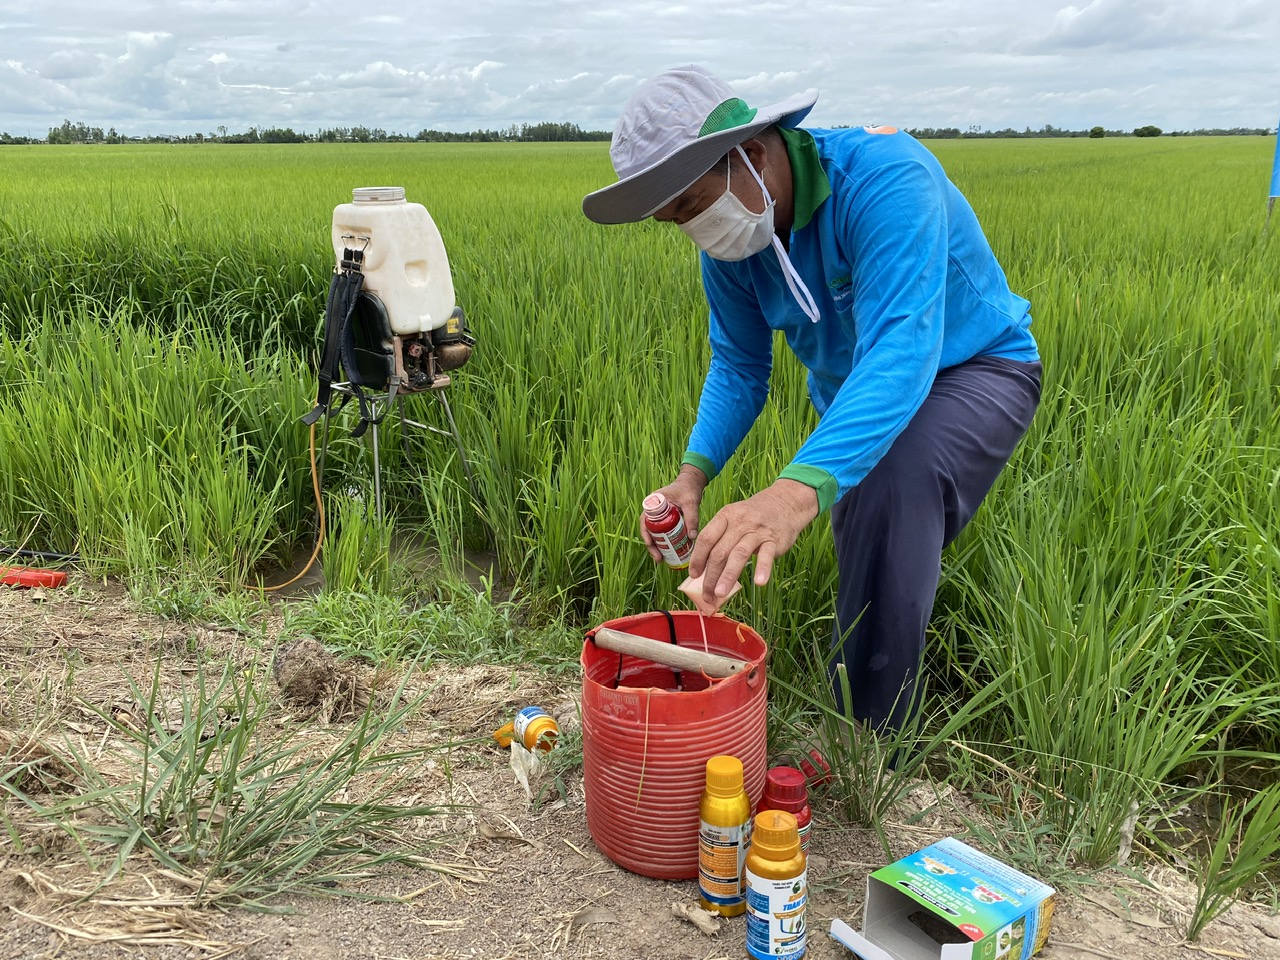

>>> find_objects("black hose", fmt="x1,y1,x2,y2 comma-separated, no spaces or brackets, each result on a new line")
0,547,80,564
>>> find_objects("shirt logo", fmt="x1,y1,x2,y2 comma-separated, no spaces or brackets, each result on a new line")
863,125,898,135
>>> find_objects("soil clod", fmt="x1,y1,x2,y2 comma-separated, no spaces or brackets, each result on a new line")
0,729,74,793
272,635,370,722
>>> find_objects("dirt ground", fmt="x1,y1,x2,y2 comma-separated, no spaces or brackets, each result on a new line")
2,578,1279,960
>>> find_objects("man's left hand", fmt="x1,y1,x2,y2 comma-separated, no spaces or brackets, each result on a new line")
689,479,820,608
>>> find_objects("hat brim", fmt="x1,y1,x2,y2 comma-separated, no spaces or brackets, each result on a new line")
582,89,818,225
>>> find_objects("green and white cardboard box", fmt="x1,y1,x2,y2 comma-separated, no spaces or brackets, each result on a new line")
829,837,1056,960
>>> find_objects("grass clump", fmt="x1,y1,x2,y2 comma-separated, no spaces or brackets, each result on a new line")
279,581,580,669
1,658,460,910
1188,783,1280,940
772,657,1007,856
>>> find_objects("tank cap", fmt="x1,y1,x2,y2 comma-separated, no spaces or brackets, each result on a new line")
352,186,406,203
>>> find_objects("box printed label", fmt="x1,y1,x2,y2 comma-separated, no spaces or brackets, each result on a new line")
863,838,1056,959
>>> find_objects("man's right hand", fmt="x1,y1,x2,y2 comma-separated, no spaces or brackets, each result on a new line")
639,464,708,563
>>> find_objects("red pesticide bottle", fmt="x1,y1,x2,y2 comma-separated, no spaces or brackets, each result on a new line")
756,767,813,856
642,492,694,569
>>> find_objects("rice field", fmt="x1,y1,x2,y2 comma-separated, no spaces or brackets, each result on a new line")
1,136,1278,909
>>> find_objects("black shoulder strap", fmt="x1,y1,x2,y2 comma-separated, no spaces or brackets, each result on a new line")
301,249,366,426
346,377,397,439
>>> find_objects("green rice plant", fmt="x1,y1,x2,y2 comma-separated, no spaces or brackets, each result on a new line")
943,524,1274,867
770,641,1010,853
931,248,1280,862
0,658,460,909
1187,783,1280,940
407,446,483,584
514,454,599,615
0,307,319,584
321,493,394,595
280,578,580,667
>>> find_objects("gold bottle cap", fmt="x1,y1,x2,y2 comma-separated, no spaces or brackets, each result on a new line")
705,755,745,797
751,810,801,858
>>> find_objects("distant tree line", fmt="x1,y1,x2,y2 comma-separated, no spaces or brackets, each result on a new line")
3,118,1274,146
903,123,1275,140
1,119,610,145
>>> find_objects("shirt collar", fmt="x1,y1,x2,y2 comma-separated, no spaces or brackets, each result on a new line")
778,126,830,232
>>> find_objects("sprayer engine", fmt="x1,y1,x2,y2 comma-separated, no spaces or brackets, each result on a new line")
396,306,476,391
350,287,476,395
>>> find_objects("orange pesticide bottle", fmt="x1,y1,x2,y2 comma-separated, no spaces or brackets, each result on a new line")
492,706,559,752
745,810,807,959
697,755,753,917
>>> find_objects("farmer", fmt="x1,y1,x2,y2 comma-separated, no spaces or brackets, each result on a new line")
582,65,1041,731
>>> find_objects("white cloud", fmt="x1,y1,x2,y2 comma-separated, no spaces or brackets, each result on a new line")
40,49,100,81
1024,0,1270,52
0,0,1275,137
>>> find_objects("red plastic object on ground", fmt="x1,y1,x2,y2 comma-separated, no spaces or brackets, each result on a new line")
581,610,768,879
0,566,68,589
756,766,813,855
799,748,833,787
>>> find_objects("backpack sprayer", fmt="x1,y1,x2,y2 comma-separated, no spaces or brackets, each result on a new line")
303,186,475,435
272,186,478,591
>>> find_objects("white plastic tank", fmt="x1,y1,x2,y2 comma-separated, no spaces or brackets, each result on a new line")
331,186,457,335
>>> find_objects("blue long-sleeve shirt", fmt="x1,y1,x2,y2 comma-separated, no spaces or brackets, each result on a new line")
682,125,1038,512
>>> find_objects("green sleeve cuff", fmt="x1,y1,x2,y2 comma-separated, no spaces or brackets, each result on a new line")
681,451,719,482
778,464,839,514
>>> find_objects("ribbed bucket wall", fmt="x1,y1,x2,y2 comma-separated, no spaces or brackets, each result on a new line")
580,611,768,879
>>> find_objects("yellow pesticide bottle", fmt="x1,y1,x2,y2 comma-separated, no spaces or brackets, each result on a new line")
492,706,559,752
697,755,753,917
744,810,807,960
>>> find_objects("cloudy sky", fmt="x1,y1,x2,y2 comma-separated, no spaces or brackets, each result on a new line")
2,0,1277,139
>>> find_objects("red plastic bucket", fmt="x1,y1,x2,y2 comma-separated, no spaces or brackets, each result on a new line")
581,611,768,879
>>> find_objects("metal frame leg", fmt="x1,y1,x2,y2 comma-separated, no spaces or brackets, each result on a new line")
399,388,490,550
370,417,383,523
325,379,489,547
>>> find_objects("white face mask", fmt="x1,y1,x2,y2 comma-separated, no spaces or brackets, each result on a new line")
677,145,822,324
678,147,774,261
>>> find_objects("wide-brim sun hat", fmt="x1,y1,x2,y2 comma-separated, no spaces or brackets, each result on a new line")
582,65,818,225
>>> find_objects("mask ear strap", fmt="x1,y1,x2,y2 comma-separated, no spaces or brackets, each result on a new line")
773,234,821,323
734,145,767,195
734,145,821,324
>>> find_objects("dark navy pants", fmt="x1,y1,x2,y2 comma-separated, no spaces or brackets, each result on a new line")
829,356,1043,731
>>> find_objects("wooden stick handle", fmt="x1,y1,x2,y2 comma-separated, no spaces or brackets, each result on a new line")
592,627,747,678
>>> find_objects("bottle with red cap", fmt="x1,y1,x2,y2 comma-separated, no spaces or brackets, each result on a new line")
756,766,813,856
642,492,694,569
